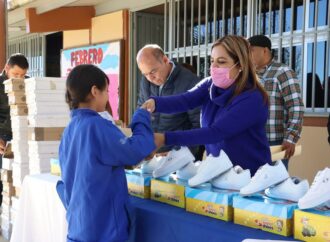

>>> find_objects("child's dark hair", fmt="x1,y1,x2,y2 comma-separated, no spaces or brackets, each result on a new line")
7,53,29,69
65,64,109,110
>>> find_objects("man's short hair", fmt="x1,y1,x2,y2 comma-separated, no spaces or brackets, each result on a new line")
137,44,165,63
248,35,272,50
6,53,29,69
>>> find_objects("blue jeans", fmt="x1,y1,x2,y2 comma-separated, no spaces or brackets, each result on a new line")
269,140,289,170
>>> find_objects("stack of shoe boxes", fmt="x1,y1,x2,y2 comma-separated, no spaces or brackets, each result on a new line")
2,78,30,240
24,77,68,174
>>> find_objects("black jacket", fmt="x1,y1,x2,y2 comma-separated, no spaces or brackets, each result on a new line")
137,63,201,155
0,71,12,141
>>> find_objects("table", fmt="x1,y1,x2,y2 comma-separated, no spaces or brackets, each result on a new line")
129,196,298,242
10,173,299,242
10,174,67,242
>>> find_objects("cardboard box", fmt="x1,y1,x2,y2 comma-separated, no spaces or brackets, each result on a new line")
28,115,69,127
26,90,65,104
2,182,15,196
294,208,330,241
28,140,60,154
1,169,13,182
3,78,25,93
50,158,61,176
151,175,186,208
2,194,12,206
233,195,298,236
24,77,66,91
28,104,68,115
2,158,14,170
15,187,21,197
28,127,64,141
8,91,26,105
126,169,152,199
185,187,238,221
10,104,28,116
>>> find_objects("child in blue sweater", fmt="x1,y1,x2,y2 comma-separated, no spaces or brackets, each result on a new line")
58,64,155,242
143,35,271,175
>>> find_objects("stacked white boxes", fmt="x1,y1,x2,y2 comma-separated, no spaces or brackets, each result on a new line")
24,77,69,174
2,78,29,239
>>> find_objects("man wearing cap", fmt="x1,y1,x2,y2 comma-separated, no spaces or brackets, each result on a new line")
248,35,304,169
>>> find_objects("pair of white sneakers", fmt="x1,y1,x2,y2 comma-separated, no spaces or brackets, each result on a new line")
298,167,330,209
140,146,196,178
240,160,310,203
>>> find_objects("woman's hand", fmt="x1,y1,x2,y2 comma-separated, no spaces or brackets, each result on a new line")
141,99,156,113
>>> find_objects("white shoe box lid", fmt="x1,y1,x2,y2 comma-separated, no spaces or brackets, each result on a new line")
2,158,14,170
24,77,66,91
28,115,70,127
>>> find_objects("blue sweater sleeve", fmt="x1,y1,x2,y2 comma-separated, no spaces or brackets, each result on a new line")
153,78,210,114
165,91,268,146
96,109,156,166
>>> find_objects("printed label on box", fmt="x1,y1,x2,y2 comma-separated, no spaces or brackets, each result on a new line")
234,208,292,236
294,208,330,242
151,178,185,208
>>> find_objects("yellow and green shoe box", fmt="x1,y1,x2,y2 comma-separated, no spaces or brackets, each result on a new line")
150,175,187,208
294,207,330,242
50,158,61,176
125,169,152,199
185,187,238,221
233,195,298,236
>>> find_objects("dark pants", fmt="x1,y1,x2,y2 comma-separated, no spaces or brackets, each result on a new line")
269,140,289,170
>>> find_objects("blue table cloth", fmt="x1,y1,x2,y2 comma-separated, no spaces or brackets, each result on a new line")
128,196,299,242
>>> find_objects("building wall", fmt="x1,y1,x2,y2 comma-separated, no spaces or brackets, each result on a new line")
63,10,125,49
290,126,330,183
63,29,90,49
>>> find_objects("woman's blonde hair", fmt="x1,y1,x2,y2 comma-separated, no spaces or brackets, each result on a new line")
211,35,268,102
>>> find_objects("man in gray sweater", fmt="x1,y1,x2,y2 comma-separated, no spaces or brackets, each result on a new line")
137,44,202,159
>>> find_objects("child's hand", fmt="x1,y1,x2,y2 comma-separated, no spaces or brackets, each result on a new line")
141,99,155,113
154,133,165,149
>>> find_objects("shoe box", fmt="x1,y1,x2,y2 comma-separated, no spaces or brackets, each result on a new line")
233,194,298,236
185,186,238,221
50,158,61,176
294,208,330,242
150,175,186,208
126,169,152,199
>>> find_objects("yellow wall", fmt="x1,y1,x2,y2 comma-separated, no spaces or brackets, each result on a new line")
63,29,90,49
91,10,123,44
62,10,124,49
290,126,330,183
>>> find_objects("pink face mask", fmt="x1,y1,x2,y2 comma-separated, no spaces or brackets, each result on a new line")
210,63,239,89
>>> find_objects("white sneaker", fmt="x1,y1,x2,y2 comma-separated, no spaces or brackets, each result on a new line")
176,161,201,180
265,177,309,202
298,167,330,209
211,166,251,190
240,160,289,196
141,156,164,174
153,147,195,178
188,150,233,187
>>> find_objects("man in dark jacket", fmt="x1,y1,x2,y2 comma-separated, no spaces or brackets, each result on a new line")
0,53,29,155
0,53,29,206
137,44,202,159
